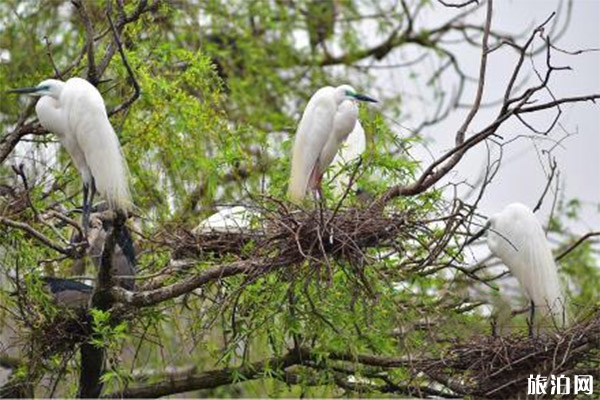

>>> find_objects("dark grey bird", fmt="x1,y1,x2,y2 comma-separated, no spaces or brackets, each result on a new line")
41,277,93,308
70,204,137,290
86,213,136,290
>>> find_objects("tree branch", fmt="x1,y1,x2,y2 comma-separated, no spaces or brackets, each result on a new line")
516,94,600,113
103,349,310,398
106,11,141,116
556,231,600,262
0,217,80,257
111,258,280,308
72,0,98,85
77,212,126,398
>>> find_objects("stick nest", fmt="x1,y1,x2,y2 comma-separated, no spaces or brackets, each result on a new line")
425,310,600,398
167,204,419,265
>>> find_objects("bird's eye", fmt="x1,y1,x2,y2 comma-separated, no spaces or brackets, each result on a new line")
345,90,354,97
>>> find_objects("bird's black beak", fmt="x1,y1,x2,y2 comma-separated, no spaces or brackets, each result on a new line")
6,87,40,95
464,221,491,246
353,93,378,103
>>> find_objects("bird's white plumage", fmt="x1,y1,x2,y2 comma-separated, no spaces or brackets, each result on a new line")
34,78,132,211
332,120,365,167
288,84,366,202
487,203,567,325
288,86,337,202
192,206,256,234
330,121,366,197
318,99,359,173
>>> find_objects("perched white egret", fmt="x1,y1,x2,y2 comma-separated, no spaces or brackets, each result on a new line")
192,206,257,234
8,77,132,232
468,203,568,330
288,84,377,203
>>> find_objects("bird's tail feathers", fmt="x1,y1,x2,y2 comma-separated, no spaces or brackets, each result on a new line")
288,154,311,204
288,157,321,203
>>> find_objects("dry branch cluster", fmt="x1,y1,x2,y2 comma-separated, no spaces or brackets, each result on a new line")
425,312,600,398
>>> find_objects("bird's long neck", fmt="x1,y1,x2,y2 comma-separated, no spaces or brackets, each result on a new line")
35,96,68,136
333,100,358,140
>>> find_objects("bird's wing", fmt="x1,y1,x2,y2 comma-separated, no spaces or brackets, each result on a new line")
35,96,67,135
64,78,132,211
333,120,365,167
42,277,93,297
489,203,566,323
319,100,358,174
523,214,566,319
35,96,92,183
288,89,336,202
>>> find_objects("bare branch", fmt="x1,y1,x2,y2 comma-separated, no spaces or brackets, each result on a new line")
516,94,600,114
556,232,600,262
106,11,141,116
0,216,79,257
72,0,98,84
533,157,558,212
112,259,273,308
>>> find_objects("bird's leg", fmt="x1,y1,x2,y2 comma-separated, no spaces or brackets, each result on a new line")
90,177,97,211
527,300,535,337
316,177,325,226
82,179,97,238
82,182,90,237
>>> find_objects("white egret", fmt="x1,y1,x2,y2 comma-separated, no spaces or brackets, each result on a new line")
8,78,132,232
468,203,568,330
192,206,256,235
288,84,377,203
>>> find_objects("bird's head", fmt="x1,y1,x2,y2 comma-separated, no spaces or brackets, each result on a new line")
7,79,64,98
335,84,378,104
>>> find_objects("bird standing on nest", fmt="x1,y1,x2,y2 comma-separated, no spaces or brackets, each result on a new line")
467,203,568,334
288,84,377,203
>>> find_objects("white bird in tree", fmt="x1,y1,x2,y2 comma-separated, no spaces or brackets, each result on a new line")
9,77,132,232
468,203,568,332
192,206,257,235
288,84,377,203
